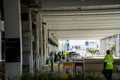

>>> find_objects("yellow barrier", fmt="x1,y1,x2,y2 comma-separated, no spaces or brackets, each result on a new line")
63,62,73,79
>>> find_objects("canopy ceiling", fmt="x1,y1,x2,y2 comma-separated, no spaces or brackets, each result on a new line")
22,0,120,40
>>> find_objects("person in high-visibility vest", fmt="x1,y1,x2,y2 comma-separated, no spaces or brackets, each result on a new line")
63,51,67,59
103,50,114,80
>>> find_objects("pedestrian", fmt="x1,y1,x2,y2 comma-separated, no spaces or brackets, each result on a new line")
103,50,114,80
57,51,62,61
54,51,57,62
50,51,54,58
50,51,54,71
46,57,51,68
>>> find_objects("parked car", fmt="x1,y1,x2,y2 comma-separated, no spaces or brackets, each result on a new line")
68,52,81,59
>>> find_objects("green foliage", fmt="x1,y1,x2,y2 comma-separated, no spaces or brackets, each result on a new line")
20,71,62,80
86,48,100,55
109,42,115,52
64,71,105,80
20,73,33,80
20,70,106,80
84,71,105,80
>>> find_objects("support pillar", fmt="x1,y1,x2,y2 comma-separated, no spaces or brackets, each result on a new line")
45,25,49,58
36,12,40,70
4,0,22,79
43,23,47,65
28,9,34,73
100,39,106,55
115,34,119,57
37,13,43,69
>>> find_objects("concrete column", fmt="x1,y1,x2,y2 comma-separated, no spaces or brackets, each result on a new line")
119,34,120,57
0,32,1,60
110,36,116,56
115,34,119,57
28,9,34,73
100,39,106,55
115,35,117,57
45,26,49,58
4,0,22,79
0,19,4,60
37,13,43,68
106,38,110,50
43,24,47,65
46,27,49,57
36,13,40,69
0,10,1,20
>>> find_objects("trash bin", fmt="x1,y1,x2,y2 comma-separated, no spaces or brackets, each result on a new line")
63,62,73,79
73,59,84,77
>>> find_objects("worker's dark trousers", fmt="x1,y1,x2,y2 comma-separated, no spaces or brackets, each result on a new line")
104,69,113,80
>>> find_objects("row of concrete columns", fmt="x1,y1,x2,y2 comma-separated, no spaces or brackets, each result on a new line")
3,0,58,79
22,9,50,73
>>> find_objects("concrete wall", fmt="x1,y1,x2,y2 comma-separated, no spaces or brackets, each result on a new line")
84,59,120,72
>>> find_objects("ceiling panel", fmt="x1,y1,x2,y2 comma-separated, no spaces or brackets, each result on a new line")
41,0,120,9
54,29,120,35
43,13,120,40
55,29,120,40
20,0,120,40
39,0,120,40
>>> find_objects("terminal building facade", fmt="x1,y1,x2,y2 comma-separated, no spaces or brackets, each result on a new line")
0,0,120,79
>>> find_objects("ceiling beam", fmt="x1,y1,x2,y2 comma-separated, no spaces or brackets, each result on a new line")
45,18,120,22
41,0,120,9
50,25,120,30
39,9,120,16
53,28,120,31
48,23,120,27
58,36,108,40
43,14,120,19
54,29,120,35
57,33,117,40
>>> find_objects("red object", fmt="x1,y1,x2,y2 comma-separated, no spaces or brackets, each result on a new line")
75,62,84,76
